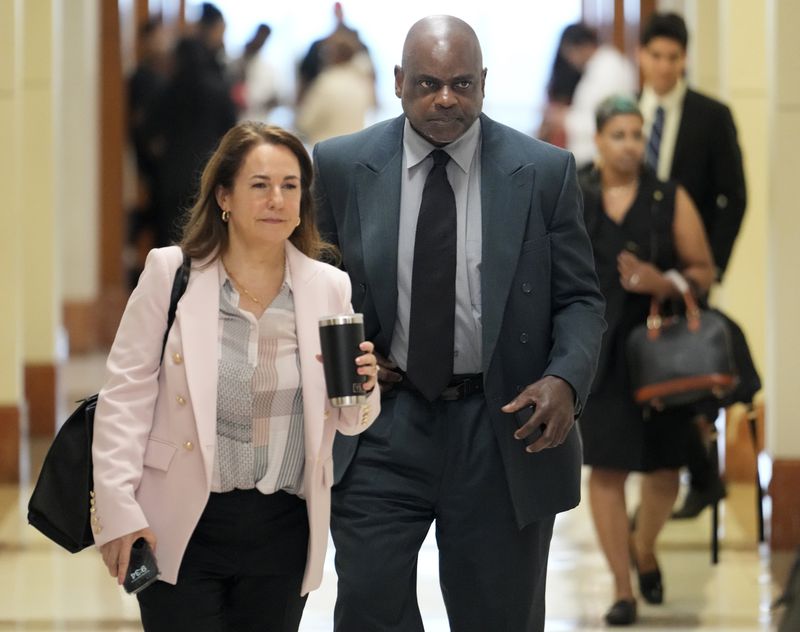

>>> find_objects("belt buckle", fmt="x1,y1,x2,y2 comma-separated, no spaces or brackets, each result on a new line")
445,378,469,401
438,380,462,401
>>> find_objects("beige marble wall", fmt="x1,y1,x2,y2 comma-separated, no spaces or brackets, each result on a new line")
767,0,800,460
0,0,24,405
21,0,59,364
58,0,99,304
688,0,721,95
715,1,768,382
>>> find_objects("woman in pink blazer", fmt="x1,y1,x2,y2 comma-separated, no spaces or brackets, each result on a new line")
92,122,380,631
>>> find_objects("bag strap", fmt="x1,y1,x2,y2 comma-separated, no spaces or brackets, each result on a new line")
159,251,191,363
646,271,702,339
643,175,703,339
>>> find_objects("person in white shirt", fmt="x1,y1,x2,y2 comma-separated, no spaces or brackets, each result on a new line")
562,23,637,167
295,32,375,146
232,24,283,123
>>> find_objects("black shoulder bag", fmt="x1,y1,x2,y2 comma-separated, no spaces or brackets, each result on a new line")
27,252,191,552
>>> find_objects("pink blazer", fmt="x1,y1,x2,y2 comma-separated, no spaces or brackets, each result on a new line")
91,244,380,595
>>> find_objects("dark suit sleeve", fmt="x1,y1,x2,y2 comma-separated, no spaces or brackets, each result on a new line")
544,154,606,411
708,105,747,277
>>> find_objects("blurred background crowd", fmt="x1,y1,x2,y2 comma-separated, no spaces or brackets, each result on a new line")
123,1,591,277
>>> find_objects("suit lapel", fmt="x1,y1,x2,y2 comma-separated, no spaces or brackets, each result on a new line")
355,117,404,349
479,116,536,373
177,257,220,480
670,89,695,177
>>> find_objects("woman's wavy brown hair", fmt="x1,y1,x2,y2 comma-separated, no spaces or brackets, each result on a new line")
179,121,337,264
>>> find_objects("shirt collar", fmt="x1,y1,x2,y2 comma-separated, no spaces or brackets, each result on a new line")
642,77,687,112
402,117,481,174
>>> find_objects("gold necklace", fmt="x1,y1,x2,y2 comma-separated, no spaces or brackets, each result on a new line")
222,259,285,306
227,269,263,305
223,263,266,305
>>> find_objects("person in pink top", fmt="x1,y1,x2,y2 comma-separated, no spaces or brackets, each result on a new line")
92,122,380,630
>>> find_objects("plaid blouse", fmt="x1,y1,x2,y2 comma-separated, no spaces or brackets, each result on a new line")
211,261,305,496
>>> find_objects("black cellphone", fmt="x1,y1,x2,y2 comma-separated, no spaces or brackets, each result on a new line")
123,537,160,595
514,404,544,446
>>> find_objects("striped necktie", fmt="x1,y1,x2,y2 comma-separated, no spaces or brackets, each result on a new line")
646,105,665,172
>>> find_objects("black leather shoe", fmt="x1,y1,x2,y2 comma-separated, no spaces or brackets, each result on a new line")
604,599,637,626
123,537,160,594
629,523,664,604
638,566,664,604
672,476,727,519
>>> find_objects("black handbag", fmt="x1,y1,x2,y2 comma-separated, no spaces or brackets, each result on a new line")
27,253,191,552
713,308,761,407
626,286,738,410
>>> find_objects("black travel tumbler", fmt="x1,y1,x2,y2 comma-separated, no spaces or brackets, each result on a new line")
318,314,368,407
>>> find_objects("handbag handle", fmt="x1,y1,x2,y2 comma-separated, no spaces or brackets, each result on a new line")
646,270,701,339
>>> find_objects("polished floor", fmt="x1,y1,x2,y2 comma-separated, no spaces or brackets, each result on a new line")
0,354,789,631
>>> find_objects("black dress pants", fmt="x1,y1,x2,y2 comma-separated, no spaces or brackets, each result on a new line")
331,390,556,632
137,489,308,632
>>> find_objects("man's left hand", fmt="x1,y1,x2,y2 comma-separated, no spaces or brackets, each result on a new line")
501,376,575,453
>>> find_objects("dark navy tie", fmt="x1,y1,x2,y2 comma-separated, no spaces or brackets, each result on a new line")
405,150,456,401
646,105,665,171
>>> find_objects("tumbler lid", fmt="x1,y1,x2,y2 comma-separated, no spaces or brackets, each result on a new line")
318,313,364,327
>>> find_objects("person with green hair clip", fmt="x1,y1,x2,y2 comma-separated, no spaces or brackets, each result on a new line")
577,94,715,626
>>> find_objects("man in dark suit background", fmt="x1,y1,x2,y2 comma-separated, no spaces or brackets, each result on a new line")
313,15,605,631
639,12,746,278
639,12,747,518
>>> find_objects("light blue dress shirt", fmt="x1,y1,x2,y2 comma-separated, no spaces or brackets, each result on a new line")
390,118,483,375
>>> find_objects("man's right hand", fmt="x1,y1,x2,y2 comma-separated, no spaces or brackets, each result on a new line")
375,352,402,393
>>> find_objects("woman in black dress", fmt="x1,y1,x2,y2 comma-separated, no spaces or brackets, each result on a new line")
578,95,715,626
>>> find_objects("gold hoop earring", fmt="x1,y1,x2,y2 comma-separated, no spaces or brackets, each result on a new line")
221,209,230,222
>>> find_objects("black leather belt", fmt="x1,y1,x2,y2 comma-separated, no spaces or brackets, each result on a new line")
395,372,484,401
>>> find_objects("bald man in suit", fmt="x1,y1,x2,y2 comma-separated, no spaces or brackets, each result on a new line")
313,16,605,631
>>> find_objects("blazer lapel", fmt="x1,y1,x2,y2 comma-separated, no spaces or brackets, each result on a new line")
479,116,537,373
355,116,404,350
286,243,327,461
177,257,220,481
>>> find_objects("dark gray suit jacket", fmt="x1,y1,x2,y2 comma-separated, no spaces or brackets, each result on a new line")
313,114,606,526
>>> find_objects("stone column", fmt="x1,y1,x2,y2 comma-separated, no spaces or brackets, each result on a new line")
766,0,800,549
21,0,61,436
0,0,24,481
59,0,100,355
